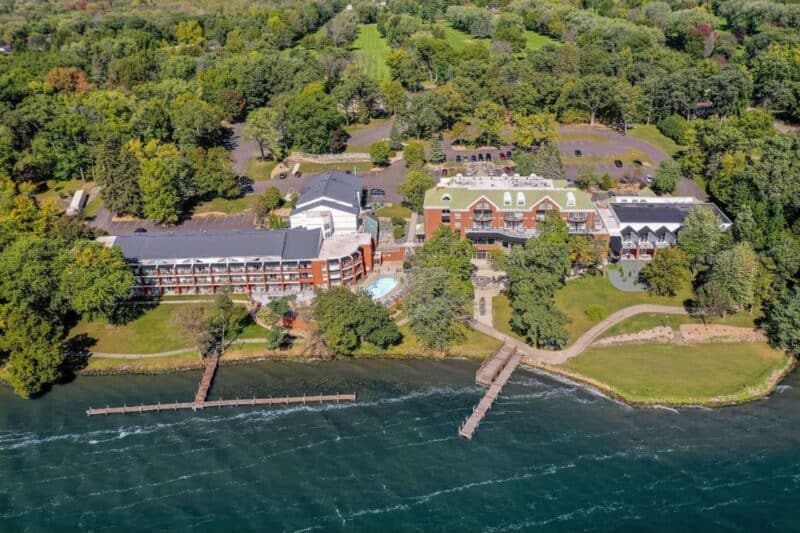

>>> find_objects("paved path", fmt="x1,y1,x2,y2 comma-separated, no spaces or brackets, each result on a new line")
469,304,689,364
90,338,272,358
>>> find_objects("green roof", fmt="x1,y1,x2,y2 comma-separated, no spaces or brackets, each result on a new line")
423,186,595,212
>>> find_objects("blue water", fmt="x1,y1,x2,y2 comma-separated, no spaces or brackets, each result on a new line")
365,277,398,299
1,360,798,532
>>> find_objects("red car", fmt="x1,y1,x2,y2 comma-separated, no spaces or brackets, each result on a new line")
499,152,506,160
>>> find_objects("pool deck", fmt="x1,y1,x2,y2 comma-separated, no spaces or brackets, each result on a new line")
361,270,405,303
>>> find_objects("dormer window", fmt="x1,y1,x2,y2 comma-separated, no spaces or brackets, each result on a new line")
503,192,512,206
441,194,452,202
516,192,525,206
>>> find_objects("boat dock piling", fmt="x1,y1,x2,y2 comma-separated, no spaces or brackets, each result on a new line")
459,346,521,440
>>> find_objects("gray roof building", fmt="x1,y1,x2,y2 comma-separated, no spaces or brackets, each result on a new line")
294,171,362,215
110,229,323,261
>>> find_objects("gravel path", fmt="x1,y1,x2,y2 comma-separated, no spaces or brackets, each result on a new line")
470,304,689,364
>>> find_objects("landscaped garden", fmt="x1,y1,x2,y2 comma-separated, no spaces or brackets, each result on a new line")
561,342,792,405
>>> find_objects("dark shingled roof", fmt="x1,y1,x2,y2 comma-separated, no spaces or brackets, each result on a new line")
297,171,362,209
113,229,322,261
611,202,731,226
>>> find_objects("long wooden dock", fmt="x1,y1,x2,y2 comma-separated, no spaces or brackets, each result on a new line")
475,343,515,387
87,393,356,416
459,351,522,440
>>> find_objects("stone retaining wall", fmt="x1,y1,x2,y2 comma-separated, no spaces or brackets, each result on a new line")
288,152,371,163
593,326,674,347
679,324,766,344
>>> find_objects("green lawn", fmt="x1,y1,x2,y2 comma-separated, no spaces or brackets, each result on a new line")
297,161,373,174
627,124,684,157
245,158,278,180
351,24,391,81
524,30,557,50
83,192,103,217
192,195,253,215
555,273,692,344
70,304,267,354
440,24,488,51
35,179,94,209
562,342,790,405
374,204,411,218
493,294,526,343
599,311,760,339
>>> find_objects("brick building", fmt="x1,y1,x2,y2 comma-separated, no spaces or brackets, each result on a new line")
422,174,604,257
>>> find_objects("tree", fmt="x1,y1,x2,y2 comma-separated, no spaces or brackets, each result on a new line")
188,147,240,199
562,75,617,126
766,286,800,356
678,205,726,268
426,135,444,164
381,81,407,116
403,267,469,350
175,20,204,46
311,286,400,354
398,170,434,213
403,140,425,168
416,227,475,290
93,137,143,217
254,186,283,221
245,106,287,160
512,113,557,148
174,289,246,359
265,324,288,350
653,159,681,194
569,236,604,272
131,140,191,224
696,242,761,316
0,307,63,398
171,97,223,148
58,241,134,318
639,248,690,296
369,141,391,166
286,83,346,154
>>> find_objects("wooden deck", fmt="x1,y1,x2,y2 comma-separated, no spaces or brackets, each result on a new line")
194,352,219,404
87,393,356,416
459,352,522,440
475,343,515,388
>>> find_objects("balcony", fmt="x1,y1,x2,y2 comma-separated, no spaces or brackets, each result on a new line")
472,212,493,222
467,226,538,243
503,212,524,222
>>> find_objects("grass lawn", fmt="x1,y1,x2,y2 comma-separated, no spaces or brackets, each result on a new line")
246,158,278,180
599,311,760,339
561,147,655,167
351,24,391,82
627,124,684,157
524,30,557,50
440,24,488,51
562,342,790,405
374,204,411,218
35,179,94,208
555,273,693,344
83,192,103,217
493,294,525,343
70,304,267,354
192,195,253,215
357,323,502,358
297,161,373,174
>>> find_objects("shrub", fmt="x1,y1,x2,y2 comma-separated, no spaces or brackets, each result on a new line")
584,304,608,321
657,114,692,145
369,140,391,166
404,140,425,168
560,108,591,124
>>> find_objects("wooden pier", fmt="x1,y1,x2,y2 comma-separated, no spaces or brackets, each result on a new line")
87,393,356,416
459,351,522,440
475,343,515,387
194,352,219,404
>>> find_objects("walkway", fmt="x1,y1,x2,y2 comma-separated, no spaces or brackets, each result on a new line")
469,304,689,365
459,350,522,440
89,338,274,359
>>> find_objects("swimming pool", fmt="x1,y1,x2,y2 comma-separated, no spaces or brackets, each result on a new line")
364,277,399,300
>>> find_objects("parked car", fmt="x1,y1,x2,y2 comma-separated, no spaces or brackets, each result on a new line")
278,172,288,179
645,175,654,184
613,159,623,168
441,168,449,177
485,153,492,161
455,155,462,163
133,227,147,233
470,155,477,162
487,168,496,176
633,160,643,167
294,171,302,178
499,152,506,161
477,153,484,162
370,188,385,196
574,149,582,157
504,166,512,173
506,150,513,159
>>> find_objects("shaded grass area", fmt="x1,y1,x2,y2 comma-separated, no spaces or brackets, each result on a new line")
440,24,488,50
627,125,683,157
191,195,253,215
562,342,790,405
351,24,391,81
493,294,526,343
374,204,411,218
524,30,557,50
599,312,760,339
245,158,278,180
70,304,267,354
357,323,502,359
297,161,373,174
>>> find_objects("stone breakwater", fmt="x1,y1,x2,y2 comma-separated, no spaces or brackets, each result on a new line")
593,326,674,347
593,324,767,348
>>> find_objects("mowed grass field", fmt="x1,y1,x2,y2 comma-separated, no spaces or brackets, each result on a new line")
627,124,684,157
70,304,267,354
356,323,502,359
352,24,391,81
524,30,557,50
563,342,790,405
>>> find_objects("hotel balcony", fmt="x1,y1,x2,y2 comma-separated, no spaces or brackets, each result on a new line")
503,212,524,222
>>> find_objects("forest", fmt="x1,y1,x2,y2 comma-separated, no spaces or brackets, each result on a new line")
1,0,800,396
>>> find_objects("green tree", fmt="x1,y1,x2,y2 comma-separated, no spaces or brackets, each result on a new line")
381,80,407,116
512,113,557,148
58,241,134,318
0,308,63,398
766,286,800,356
639,248,691,296
265,324,288,350
131,140,191,224
188,147,240,199
428,136,445,163
311,286,400,354
171,97,222,149
175,20,204,46
398,170,434,212
653,159,681,194
93,137,143,217
403,267,469,350
286,82,346,154
561,75,617,126
678,205,726,268
369,140,391,166
254,186,283,222
244,106,287,160
403,140,426,168
697,242,761,316
416,226,475,290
